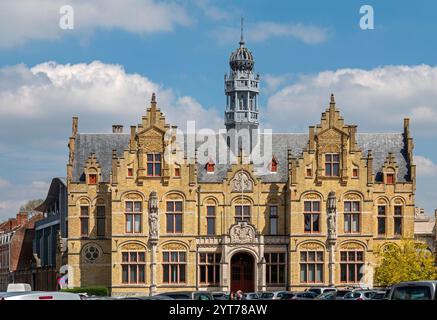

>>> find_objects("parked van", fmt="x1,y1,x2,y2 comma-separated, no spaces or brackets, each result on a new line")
387,281,437,300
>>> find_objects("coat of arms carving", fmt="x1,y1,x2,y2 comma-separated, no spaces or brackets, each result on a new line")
230,222,256,243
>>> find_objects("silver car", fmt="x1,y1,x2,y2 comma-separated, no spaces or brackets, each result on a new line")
343,290,378,300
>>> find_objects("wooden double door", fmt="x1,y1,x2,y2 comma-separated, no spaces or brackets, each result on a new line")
230,252,255,293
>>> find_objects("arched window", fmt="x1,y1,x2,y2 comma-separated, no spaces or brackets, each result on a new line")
166,200,183,233
304,200,320,233
394,205,403,236
377,203,387,235
344,201,360,233
206,205,216,235
125,200,142,234
122,251,146,284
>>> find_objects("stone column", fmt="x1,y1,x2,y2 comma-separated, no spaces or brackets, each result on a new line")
220,237,229,292
327,191,337,287
328,241,335,286
149,243,157,295
258,235,266,291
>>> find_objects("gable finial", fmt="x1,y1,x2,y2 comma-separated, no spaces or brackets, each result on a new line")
239,17,244,46
330,93,335,105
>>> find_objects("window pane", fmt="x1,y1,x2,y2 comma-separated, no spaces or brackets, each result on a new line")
333,164,339,176
340,264,347,282
134,214,141,232
207,266,214,282
134,201,142,212
138,252,145,262
378,206,386,216
171,252,178,262
348,251,356,261
312,214,319,232
122,252,129,262
308,264,315,282
325,164,331,176
344,214,350,232
155,154,161,161
126,202,133,212
357,251,364,262
167,201,174,212
166,214,174,233
81,206,89,216
316,251,323,262
325,154,332,162
179,265,186,282
138,265,145,283
155,163,161,175
130,252,137,262
333,154,340,162
163,252,169,262
316,264,323,282
97,218,105,236
378,218,386,234
207,218,215,235
300,264,307,282
147,163,154,175
270,206,278,216
353,202,360,212
313,201,320,212
304,214,311,232
122,265,129,283
171,265,177,282
126,215,133,233
97,206,105,217
207,206,215,216
199,253,206,263
270,217,278,235
200,265,206,282
179,252,186,262
147,154,154,161
308,251,315,262
163,265,169,282
130,265,137,283
348,264,356,282
300,252,307,262
304,201,311,212
352,214,359,232
175,214,182,232
175,201,182,212
344,202,351,212
81,218,88,235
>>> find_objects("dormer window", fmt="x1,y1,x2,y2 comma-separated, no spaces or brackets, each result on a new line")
386,173,395,184
352,168,359,178
325,154,340,177
271,158,278,173
88,174,97,185
206,162,215,173
175,167,180,177
127,168,133,177
147,153,161,176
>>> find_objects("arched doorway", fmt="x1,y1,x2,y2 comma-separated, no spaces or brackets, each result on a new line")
230,252,255,293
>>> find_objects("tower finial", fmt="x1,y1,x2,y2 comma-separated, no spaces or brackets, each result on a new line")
239,17,244,46
330,93,335,105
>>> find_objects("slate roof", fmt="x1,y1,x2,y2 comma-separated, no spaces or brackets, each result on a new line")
72,132,410,183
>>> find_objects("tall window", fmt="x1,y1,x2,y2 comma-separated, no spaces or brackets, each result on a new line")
80,206,89,236
147,153,161,176
377,205,386,235
163,251,186,284
122,251,146,284
96,205,105,237
325,154,340,177
340,250,364,283
265,253,286,285
269,206,278,235
235,205,251,223
199,253,221,285
166,201,183,233
394,205,403,236
344,201,360,233
206,206,216,236
304,201,320,233
300,251,324,283
125,201,142,233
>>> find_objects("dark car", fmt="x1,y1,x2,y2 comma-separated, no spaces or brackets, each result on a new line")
156,291,213,300
291,292,319,300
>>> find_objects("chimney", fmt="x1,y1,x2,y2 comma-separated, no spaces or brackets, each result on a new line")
112,125,124,133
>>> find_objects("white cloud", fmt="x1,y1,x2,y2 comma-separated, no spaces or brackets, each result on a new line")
415,156,437,177
212,21,329,45
263,74,293,94
266,65,437,135
0,60,221,220
194,0,230,21
0,0,191,48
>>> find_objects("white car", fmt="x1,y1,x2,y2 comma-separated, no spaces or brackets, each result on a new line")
1,291,81,300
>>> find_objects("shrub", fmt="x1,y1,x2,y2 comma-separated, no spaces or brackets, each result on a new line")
61,286,109,296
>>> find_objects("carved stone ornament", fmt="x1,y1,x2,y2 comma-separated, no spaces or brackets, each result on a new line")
148,191,159,240
327,191,337,239
231,171,253,192
230,222,256,243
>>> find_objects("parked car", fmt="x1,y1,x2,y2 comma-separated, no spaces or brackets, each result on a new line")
343,290,378,300
306,287,337,296
119,295,175,300
290,291,319,300
1,291,81,300
278,292,296,300
369,291,387,300
314,291,338,300
211,292,229,300
387,281,437,300
156,291,213,300
243,292,260,300
7,283,32,292
259,291,294,300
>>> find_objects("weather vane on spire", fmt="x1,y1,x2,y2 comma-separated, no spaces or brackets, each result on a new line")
240,17,244,46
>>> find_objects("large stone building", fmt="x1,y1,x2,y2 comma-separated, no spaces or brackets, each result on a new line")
66,33,416,295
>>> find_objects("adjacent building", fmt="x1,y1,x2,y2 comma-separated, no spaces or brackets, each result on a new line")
0,212,42,291
66,33,416,295
414,208,436,256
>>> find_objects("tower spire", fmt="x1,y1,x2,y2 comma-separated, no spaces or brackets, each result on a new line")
239,17,244,46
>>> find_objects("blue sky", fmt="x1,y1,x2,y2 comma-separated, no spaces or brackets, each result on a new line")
0,0,436,218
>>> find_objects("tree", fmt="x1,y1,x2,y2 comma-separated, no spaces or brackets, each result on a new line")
19,199,44,211
374,240,437,287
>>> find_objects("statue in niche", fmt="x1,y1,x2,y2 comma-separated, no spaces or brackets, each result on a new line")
327,191,337,239
149,191,159,239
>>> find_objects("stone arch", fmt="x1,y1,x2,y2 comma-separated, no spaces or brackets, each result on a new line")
117,240,147,251
227,247,259,263
266,195,283,206
161,190,186,202
202,196,219,206
230,194,254,205
390,196,406,207
338,239,368,251
375,196,390,205
120,190,146,202
340,190,365,202
76,196,91,206
159,240,189,251
297,239,327,251
299,190,324,202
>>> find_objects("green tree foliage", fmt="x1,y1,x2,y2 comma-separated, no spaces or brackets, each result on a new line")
19,199,44,211
374,240,437,286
